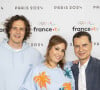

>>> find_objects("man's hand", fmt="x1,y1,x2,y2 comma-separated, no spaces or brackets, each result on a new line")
72,60,79,64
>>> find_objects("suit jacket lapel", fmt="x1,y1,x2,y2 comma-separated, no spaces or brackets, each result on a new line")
86,56,95,90
71,64,79,90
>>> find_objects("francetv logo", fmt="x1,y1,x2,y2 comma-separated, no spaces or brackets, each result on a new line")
72,26,97,32
31,21,60,32
32,27,59,32
72,21,99,32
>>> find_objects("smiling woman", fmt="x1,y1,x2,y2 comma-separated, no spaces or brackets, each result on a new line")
20,35,75,90
45,35,67,69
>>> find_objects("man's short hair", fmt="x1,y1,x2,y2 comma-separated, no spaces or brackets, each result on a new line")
73,31,91,45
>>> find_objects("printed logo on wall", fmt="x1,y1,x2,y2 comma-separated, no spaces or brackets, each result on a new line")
54,5,82,10
72,21,100,46
0,23,5,32
0,6,3,10
0,28,4,32
15,6,43,10
29,22,60,47
31,21,60,32
28,42,43,47
72,21,99,32
93,5,100,9
69,42,100,47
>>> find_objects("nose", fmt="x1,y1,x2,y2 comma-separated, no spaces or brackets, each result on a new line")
16,28,20,33
79,46,83,52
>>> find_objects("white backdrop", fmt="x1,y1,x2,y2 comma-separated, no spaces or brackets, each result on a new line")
0,0,100,61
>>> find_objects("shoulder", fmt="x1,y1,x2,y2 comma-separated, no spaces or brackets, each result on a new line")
71,63,78,72
0,41,2,46
64,62,75,79
0,39,8,51
24,42,43,56
64,61,73,68
89,56,100,69
91,56,100,64
29,47,41,54
0,39,7,47
24,42,39,53
31,63,47,79
32,63,45,73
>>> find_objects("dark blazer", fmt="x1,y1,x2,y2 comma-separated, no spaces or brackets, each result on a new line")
71,56,100,90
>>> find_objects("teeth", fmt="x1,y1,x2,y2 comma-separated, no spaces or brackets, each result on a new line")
15,35,20,38
16,36,19,37
79,53,85,56
56,56,61,59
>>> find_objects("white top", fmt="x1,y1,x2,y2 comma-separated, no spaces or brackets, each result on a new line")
78,59,89,90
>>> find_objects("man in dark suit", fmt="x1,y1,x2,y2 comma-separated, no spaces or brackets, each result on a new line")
71,31,100,90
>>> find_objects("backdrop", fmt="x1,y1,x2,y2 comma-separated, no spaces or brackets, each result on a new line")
0,0,100,61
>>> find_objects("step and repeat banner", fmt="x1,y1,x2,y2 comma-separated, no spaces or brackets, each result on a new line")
0,0,100,61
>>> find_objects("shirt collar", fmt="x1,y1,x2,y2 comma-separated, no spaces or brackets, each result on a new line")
78,57,90,69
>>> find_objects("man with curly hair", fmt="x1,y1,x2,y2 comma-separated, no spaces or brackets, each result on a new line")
0,15,43,90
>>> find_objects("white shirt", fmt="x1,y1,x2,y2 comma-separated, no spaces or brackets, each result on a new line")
78,59,89,90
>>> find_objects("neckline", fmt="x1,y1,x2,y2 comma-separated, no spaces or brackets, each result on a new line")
43,63,59,70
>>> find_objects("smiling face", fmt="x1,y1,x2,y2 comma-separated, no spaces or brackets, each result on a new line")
8,20,26,45
48,43,66,66
74,36,92,62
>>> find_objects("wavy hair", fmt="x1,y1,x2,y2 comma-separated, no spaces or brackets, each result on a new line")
45,35,67,70
4,15,31,41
